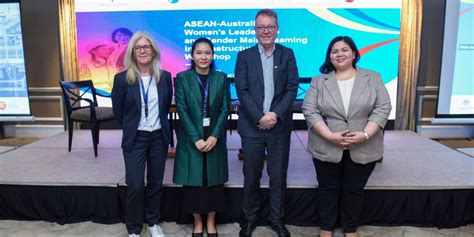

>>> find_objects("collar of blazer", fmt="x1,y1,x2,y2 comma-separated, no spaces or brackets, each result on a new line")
322,67,370,118
157,74,167,112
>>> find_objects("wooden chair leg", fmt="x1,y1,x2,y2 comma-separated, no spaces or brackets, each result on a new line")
95,123,100,144
67,119,73,152
91,122,98,157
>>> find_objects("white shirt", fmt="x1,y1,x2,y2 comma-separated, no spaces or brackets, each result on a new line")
137,75,161,131
337,76,355,116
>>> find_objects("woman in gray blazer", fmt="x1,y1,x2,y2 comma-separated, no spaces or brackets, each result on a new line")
302,36,391,237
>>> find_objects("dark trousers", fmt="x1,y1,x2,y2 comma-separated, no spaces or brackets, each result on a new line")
313,150,376,233
123,130,167,234
241,131,291,224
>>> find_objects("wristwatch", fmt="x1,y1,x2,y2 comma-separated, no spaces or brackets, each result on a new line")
363,131,369,140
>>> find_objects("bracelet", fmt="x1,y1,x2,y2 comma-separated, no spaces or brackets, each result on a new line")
363,131,370,140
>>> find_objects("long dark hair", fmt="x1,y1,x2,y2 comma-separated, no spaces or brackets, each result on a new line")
190,37,215,70
319,36,360,74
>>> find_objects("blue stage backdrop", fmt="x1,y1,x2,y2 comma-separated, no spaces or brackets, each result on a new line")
75,0,400,119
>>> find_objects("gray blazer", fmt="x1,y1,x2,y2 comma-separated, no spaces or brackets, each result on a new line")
302,68,392,164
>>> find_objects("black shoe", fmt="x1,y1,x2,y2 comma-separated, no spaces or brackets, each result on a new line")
192,224,203,237
239,222,256,237
270,222,291,237
207,231,218,237
191,232,203,237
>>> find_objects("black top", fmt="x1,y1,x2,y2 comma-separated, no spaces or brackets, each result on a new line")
197,73,208,89
197,73,210,119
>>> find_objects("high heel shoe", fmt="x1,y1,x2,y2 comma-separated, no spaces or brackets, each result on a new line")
191,232,203,237
206,225,218,237
192,224,203,237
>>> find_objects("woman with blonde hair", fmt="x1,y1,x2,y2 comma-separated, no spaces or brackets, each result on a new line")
112,31,172,237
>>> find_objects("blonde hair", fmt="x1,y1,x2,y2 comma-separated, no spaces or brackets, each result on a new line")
124,31,161,85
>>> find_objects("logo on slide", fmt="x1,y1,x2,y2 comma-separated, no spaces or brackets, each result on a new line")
463,99,471,107
0,101,6,110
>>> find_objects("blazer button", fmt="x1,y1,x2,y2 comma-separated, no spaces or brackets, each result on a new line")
344,119,348,123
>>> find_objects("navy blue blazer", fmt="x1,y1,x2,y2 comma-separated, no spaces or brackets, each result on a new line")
111,70,172,152
234,44,299,137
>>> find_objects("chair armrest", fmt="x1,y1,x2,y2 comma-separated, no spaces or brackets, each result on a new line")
78,97,95,105
96,91,112,98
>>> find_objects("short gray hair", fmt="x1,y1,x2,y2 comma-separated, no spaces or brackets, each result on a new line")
255,9,278,25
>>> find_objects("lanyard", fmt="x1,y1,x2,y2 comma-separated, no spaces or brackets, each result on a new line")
195,74,210,117
140,77,154,119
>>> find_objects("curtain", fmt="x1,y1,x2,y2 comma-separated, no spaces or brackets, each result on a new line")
395,0,423,130
58,0,79,129
58,0,78,83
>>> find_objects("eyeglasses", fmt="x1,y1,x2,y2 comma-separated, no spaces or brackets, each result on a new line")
255,25,277,33
134,45,153,51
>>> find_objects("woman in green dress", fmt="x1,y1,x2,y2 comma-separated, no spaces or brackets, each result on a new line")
173,37,231,237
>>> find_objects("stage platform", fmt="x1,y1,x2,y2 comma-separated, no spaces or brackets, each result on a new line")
0,130,473,227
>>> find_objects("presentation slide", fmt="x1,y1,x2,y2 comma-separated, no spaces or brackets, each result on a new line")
75,0,400,119
437,0,474,117
0,1,31,117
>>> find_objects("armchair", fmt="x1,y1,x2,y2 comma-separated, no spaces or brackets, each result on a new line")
59,80,115,157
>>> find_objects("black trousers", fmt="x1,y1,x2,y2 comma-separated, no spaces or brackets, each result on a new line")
123,130,167,234
241,131,291,224
313,150,376,233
